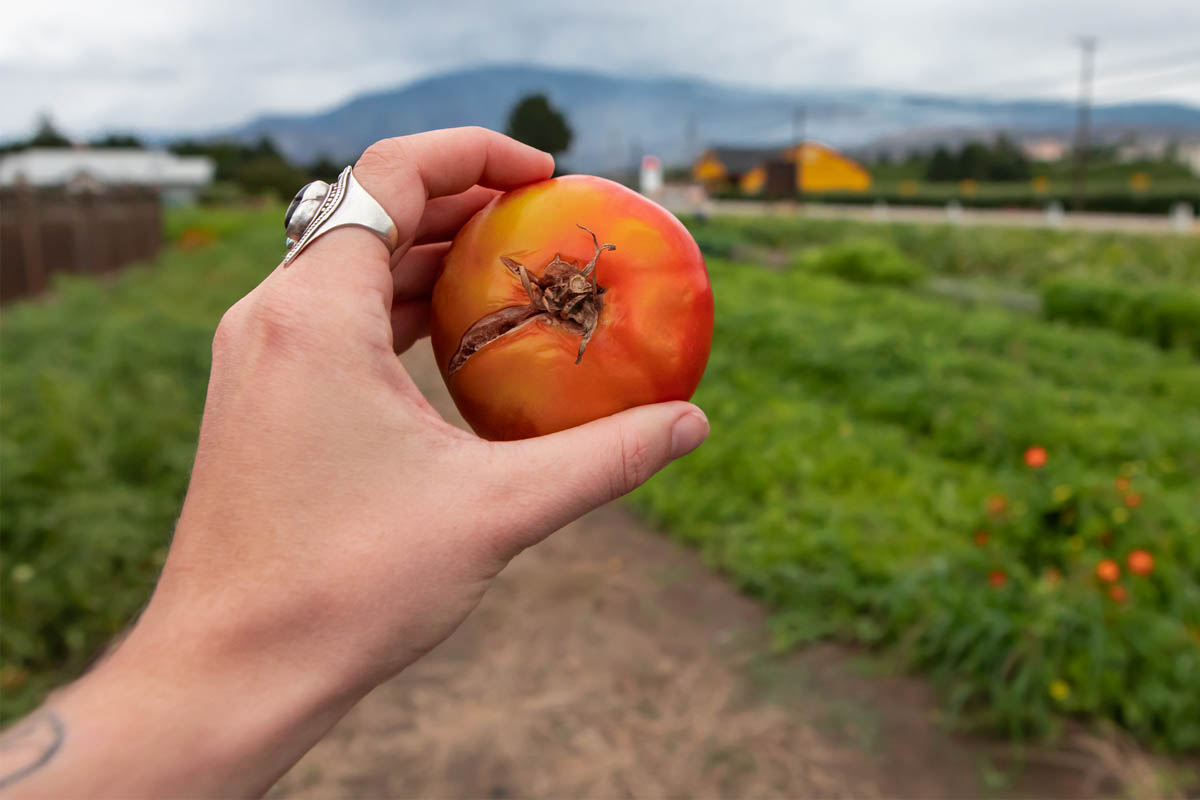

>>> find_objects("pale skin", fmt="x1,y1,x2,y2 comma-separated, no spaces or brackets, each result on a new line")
0,127,709,798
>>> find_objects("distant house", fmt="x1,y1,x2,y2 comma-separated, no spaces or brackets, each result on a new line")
1116,136,1200,174
693,142,871,195
1178,141,1200,176
1116,137,1170,163
1020,137,1068,162
0,148,215,204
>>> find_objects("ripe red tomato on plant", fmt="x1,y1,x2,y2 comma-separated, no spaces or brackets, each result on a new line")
1023,446,1048,468
1127,549,1154,576
431,175,714,440
1096,559,1120,582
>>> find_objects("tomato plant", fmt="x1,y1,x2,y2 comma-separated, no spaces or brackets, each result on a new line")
430,175,714,440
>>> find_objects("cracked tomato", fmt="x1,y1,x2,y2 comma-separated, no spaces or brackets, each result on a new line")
430,175,713,440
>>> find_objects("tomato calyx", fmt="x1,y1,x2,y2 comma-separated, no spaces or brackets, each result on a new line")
447,225,616,375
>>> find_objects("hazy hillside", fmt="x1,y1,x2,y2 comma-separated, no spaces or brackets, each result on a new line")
213,64,1200,171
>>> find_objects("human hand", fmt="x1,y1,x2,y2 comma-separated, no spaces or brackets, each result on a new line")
6,128,708,798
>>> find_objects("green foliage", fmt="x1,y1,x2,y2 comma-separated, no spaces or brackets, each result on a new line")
0,206,280,721
1042,277,1200,356
632,257,1200,751
169,137,314,199
28,114,72,148
795,187,1198,216
88,133,145,149
798,240,927,286
684,215,1200,289
229,156,313,201
691,226,746,259
923,137,1032,182
196,180,248,206
3,208,1199,755
505,93,573,158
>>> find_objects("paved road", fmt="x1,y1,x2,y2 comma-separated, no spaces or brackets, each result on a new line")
664,198,1198,235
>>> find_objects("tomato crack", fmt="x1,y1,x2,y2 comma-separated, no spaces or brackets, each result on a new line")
447,225,615,376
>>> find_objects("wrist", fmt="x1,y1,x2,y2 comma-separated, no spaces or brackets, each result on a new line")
33,601,364,797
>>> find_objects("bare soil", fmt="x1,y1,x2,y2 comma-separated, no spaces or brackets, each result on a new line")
270,346,1180,799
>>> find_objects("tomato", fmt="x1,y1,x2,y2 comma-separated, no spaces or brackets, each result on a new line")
430,175,713,440
1023,446,1047,468
1095,559,1120,582
1126,549,1154,576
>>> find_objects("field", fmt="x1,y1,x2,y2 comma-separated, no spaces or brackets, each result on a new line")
845,160,1200,214
2,205,1199,756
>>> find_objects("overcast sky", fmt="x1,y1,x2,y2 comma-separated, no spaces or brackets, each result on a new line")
2,0,1198,140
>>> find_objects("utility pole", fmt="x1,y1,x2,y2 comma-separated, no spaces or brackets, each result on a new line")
685,112,698,164
792,105,806,204
1071,37,1097,212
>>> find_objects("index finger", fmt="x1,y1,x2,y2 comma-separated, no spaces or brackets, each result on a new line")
354,127,555,240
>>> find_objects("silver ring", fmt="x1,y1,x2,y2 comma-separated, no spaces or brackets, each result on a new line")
282,167,399,266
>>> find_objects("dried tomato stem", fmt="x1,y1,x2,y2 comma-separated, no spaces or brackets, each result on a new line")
448,225,616,375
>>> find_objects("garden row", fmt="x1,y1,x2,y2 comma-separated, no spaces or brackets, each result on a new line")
2,207,1198,753
0,206,277,721
687,215,1200,356
631,257,1200,750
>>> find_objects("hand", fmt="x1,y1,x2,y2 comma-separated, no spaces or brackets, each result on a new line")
2,127,708,798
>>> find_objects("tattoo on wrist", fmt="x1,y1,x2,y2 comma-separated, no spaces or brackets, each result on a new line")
0,711,65,789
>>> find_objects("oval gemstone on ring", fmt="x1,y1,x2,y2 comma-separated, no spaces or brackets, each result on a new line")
285,180,331,245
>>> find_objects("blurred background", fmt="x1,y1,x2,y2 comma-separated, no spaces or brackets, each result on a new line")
1,1,1198,797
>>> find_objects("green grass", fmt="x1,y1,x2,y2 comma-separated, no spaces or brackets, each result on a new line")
631,256,1200,751
0,205,279,719
687,215,1200,289
2,205,1199,754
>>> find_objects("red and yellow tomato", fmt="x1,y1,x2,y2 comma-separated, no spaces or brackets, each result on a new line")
431,175,713,440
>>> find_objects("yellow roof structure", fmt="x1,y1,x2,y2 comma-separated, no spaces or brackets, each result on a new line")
693,142,871,194
784,142,871,193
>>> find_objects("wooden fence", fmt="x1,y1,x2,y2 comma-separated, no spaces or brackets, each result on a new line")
0,187,163,303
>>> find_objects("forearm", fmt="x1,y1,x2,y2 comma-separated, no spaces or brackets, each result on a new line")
0,128,706,798
0,610,362,799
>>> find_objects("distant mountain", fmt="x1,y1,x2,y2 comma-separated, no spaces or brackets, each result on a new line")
209,64,1200,172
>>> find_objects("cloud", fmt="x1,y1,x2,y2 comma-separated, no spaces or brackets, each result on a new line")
1,0,1197,139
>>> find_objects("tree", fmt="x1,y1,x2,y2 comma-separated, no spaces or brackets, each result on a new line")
29,114,71,148
307,154,341,181
233,157,311,198
251,136,281,159
167,136,306,197
925,146,956,182
89,133,144,149
987,135,1030,181
958,141,991,181
505,94,572,158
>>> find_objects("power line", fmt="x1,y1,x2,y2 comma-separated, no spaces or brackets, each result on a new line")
684,113,698,162
1092,64,1200,90
958,46,1200,97
1090,47,1200,77
1099,76,1200,104
792,106,806,204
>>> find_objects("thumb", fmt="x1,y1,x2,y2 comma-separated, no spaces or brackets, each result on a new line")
493,401,709,549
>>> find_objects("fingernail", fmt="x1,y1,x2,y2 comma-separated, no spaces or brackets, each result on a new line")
670,409,709,459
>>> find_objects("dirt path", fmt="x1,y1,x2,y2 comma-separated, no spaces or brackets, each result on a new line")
270,347,1149,799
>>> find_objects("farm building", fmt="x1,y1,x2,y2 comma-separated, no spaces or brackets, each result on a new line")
0,148,215,204
693,142,871,195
